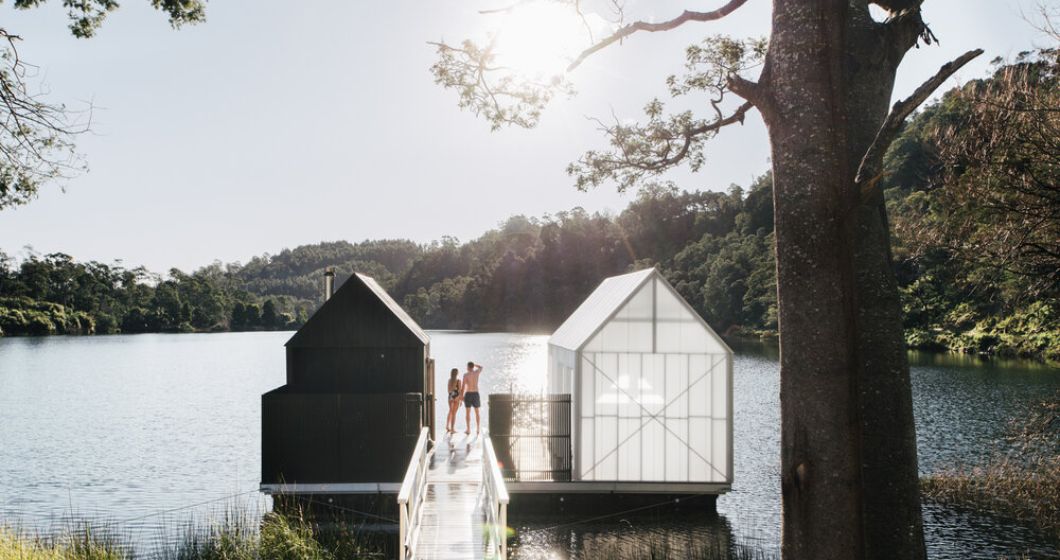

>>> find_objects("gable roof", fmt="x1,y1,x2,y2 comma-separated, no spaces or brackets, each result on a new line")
286,272,429,348
549,268,733,355
548,268,655,351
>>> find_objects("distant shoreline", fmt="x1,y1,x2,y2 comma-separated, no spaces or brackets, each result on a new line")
1,327,1055,368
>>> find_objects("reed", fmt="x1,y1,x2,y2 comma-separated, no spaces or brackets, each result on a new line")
2,506,387,560
921,392,1060,538
0,525,129,560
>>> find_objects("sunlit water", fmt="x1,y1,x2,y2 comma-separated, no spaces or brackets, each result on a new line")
0,332,1057,558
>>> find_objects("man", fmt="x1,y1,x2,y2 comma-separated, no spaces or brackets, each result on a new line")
462,361,483,435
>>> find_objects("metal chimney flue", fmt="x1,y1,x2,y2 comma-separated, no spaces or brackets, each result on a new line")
324,267,335,301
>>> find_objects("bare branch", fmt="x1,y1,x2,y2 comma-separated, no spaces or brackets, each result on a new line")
855,48,984,197
567,0,749,71
0,27,89,208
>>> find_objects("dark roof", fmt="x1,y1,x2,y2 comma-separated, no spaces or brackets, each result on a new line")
286,273,430,348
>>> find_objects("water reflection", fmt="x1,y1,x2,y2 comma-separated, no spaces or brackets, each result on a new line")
509,503,739,560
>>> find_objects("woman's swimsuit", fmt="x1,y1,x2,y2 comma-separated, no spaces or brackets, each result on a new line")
448,388,460,401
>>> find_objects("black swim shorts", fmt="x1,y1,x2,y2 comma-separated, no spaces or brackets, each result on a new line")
463,391,481,408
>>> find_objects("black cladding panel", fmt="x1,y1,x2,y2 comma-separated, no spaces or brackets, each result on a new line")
262,388,424,484
285,347,426,393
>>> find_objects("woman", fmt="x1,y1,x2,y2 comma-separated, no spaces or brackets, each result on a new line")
445,368,462,434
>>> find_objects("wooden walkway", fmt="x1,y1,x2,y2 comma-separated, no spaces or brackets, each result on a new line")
417,432,487,560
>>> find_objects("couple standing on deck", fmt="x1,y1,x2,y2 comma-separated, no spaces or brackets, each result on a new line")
445,361,484,435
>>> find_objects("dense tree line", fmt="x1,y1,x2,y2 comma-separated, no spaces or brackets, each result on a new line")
0,255,308,336
0,53,1055,361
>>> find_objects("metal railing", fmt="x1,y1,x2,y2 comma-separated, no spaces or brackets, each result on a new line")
488,394,572,482
482,436,510,559
397,427,432,560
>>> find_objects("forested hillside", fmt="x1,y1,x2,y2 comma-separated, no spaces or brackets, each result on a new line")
0,51,1055,361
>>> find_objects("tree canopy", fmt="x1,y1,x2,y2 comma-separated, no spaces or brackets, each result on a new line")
0,0,205,209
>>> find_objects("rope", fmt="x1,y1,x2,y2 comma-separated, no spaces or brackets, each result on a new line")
301,496,398,525
97,488,262,528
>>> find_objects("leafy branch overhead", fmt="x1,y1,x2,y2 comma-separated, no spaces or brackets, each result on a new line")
0,0,206,210
430,39,573,131
431,1,965,194
9,0,205,38
570,35,765,192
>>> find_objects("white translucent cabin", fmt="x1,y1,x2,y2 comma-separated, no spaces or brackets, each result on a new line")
548,268,733,491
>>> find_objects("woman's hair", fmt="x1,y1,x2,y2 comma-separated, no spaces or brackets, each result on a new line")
450,368,458,379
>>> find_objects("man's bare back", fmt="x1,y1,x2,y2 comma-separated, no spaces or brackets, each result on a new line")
463,363,482,392
462,361,483,434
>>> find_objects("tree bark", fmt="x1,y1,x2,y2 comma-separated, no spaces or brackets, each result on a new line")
763,1,926,558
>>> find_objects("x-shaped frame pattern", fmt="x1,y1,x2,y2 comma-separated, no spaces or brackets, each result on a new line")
580,352,727,481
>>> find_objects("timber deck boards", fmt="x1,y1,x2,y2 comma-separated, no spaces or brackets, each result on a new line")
418,432,486,560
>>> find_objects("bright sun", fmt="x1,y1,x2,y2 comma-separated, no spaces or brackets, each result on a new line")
492,1,602,79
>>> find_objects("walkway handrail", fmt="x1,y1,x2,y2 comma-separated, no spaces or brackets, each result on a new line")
482,435,510,560
397,427,432,560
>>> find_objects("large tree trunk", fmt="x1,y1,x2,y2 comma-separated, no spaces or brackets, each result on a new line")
764,1,925,558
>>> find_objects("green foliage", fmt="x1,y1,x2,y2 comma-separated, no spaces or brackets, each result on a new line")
9,0,206,39
0,253,308,337
888,48,1060,362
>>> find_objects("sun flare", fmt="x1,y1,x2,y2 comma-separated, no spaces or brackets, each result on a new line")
491,1,604,79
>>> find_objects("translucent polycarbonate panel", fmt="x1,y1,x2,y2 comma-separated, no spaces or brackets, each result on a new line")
689,354,710,417
550,268,654,351
594,353,618,417
652,278,729,354
580,417,593,478
654,277,686,320
712,357,727,419
679,320,710,351
690,417,711,481
617,354,641,418
597,320,628,353
712,419,728,480
664,419,689,481
641,354,665,415
547,345,576,394
642,420,665,480
580,354,595,417
655,321,681,354
626,320,654,353
618,418,642,480
575,346,730,483
584,314,653,353
619,281,653,319
594,416,618,480
664,355,688,418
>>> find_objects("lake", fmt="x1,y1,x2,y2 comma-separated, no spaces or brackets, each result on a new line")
0,331,1057,558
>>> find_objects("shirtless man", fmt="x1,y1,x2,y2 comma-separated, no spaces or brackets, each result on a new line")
462,361,483,435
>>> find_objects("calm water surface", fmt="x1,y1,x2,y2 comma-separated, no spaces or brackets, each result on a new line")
0,332,1057,558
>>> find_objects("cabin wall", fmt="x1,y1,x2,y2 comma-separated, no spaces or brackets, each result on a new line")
575,350,730,484
261,387,424,484
286,347,427,393
547,345,576,394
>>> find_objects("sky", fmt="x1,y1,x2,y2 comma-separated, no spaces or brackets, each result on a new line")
0,0,1052,273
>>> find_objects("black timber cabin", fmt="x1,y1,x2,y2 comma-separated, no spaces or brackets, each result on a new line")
261,271,434,496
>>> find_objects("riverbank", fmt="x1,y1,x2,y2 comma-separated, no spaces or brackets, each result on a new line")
0,511,388,560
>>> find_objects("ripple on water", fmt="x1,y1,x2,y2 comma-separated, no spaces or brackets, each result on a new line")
0,332,1057,557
